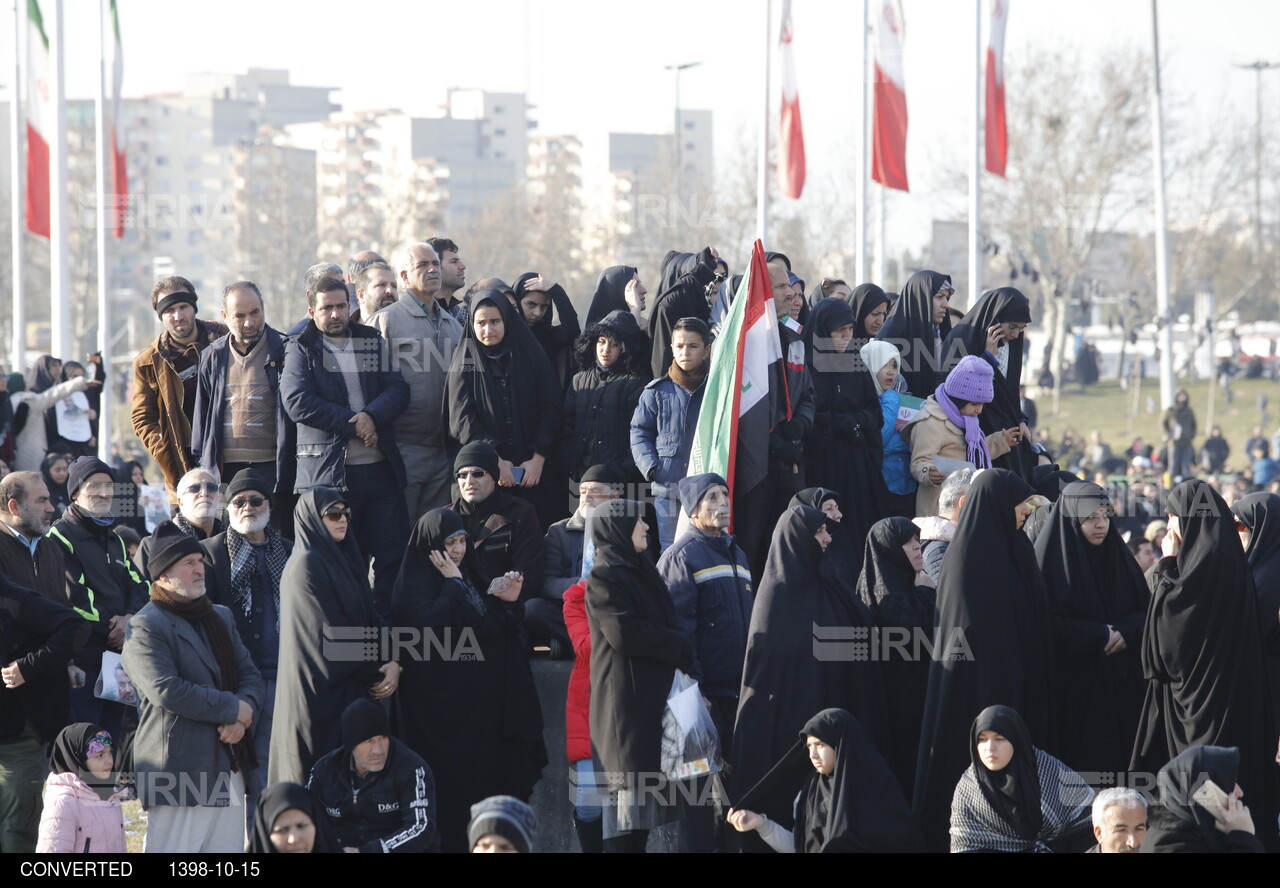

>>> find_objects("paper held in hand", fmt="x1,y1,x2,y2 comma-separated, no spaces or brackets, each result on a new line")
932,455,976,477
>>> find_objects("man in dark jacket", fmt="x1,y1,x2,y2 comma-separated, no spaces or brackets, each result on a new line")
47,457,150,737
448,442,543,602
648,246,719,378
0,573,86,852
0,471,81,606
281,276,410,618
307,699,438,853
200,469,291,791
658,472,752,852
192,280,295,529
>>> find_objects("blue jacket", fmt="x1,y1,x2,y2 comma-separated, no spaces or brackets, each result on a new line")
280,322,409,492
658,527,753,698
629,374,705,498
191,327,295,494
878,390,917,496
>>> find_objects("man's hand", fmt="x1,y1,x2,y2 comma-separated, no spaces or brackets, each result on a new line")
107,614,132,650
1104,628,1127,655
497,458,516,487
350,411,377,447
2,662,26,689
519,454,545,488
237,699,254,728
67,664,86,689
218,723,246,744
372,661,400,700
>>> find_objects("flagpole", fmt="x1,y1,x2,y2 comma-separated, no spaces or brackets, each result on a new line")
49,0,70,359
1150,0,1174,410
10,0,25,375
756,0,771,242
95,0,111,460
968,0,982,303
874,185,886,285
854,0,869,282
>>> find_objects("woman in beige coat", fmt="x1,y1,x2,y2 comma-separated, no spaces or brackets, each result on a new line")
903,356,1019,516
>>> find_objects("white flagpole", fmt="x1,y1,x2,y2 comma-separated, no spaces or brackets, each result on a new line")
855,0,869,282
1150,0,1174,410
49,0,70,359
757,0,772,242
10,0,25,374
95,0,112,460
968,0,982,303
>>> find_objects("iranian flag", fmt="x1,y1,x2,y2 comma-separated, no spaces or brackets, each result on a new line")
872,0,909,192
109,0,127,237
985,0,1009,177
25,0,52,238
776,0,805,199
688,240,782,530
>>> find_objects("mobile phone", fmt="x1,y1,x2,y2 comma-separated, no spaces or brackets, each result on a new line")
510,466,526,484
1192,779,1231,822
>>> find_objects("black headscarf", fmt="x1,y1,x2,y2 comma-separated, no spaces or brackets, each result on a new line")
48,723,117,801
876,270,953,397
29,355,61,394
657,251,700,298
446,289,562,464
41,452,72,515
1131,480,1280,847
969,705,1043,843
847,283,891,347
856,517,920,612
912,468,1055,849
247,782,341,853
1233,492,1280,653
290,488,371,615
943,288,1034,481
585,265,639,326
789,487,860,580
393,507,489,616
1155,745,1242,836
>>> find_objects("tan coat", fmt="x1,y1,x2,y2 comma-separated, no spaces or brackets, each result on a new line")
902,397,1010,517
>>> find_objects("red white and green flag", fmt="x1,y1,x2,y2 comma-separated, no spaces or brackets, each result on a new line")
25,0,52,237
688,240,782,530
109,0,127,237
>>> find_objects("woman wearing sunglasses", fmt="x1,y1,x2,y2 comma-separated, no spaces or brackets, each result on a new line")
269,488,398,786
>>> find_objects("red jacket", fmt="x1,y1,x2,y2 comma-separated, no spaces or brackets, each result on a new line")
563,580,592,763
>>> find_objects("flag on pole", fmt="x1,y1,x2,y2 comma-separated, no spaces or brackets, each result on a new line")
985,0,1009,177
109,0,126,237
25,0,52,238
872,0,909,192
777,0,805,199
688,240,781,530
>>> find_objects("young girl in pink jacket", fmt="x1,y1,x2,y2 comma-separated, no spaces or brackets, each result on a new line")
36,724,127,853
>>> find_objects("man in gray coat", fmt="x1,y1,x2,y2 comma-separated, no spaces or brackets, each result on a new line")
122,523,263,853
366,241,463,519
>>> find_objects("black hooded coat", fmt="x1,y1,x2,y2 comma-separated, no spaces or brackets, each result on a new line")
875,270,953,397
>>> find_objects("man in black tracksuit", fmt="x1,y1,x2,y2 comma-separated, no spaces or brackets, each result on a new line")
308,699,439,853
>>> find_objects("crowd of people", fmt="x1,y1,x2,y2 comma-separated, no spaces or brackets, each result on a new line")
0,238,1277,854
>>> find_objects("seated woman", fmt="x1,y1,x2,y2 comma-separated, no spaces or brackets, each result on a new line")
1142,746,1265,853
949,705,1094,853
36,724,126,853
728,708,921,853
247,782,340,853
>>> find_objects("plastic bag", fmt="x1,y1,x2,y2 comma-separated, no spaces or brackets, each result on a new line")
660,669,722,781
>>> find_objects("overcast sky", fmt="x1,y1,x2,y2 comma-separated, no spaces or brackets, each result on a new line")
2,0,1276,251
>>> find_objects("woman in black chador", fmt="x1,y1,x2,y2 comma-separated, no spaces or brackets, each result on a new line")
1231,491,1280,726
875,270,954,398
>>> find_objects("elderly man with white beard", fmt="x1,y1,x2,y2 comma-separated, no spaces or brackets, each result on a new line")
134,466,225,578
200,469,291,794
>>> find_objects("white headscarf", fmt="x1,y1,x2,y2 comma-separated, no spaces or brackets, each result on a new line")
859,340,902,395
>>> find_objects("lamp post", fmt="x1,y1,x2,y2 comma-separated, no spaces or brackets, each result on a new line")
665,61,702,194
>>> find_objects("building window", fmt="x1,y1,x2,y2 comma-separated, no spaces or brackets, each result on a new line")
495,128,506,137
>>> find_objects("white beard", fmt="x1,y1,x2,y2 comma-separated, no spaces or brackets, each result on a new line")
230,511,270,536
186,503,221,522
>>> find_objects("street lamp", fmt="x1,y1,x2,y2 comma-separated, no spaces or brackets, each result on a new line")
1233,60,1280,262
664,61,702,192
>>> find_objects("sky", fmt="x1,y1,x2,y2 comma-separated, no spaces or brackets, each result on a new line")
2,0,1277,253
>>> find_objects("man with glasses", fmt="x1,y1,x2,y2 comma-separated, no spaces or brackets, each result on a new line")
447,442,543,603
47,456,150,737
134,467,224,579
201,469,291,794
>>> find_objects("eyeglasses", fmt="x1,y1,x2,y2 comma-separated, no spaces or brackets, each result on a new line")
322,508,352,522
183,482,219,495
1004,322,1029,333
455,470,487,481
230,496,266,510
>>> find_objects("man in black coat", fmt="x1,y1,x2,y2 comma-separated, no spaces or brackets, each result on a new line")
0,574,87,852
307,700,439,853
648,247,719,378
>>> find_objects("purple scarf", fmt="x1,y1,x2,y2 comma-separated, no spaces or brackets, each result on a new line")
934,383,992,469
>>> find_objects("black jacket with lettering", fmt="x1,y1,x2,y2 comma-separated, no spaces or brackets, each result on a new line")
307,738,439,853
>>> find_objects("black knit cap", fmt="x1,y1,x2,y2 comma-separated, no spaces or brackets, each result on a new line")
155,291,197,318
226,468,271,506
341,699,390,755
454,441,500,479
146,521,204,582
67,456,115,501
467,795,537,853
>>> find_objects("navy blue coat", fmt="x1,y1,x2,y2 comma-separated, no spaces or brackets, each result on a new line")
191,326,295,494
280,322,409,492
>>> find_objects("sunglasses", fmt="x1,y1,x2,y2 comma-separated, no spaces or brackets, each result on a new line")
230,496,267,510
456,470,487,481
323,508,352,522
183,482,220,495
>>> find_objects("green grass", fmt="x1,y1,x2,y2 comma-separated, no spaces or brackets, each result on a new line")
1031,376,1274,473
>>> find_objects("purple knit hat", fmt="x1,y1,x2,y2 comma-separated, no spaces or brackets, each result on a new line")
942,355,994,403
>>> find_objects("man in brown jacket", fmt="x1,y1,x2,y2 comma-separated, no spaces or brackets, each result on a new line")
131,276,227,502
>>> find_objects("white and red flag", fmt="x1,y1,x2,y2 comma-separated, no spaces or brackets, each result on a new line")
872,0,908,192
777,0,805,199
985,0,1009,177
25,0,52,237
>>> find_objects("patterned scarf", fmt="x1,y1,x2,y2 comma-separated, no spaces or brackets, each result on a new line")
949,750,1094,853
226,525,288,631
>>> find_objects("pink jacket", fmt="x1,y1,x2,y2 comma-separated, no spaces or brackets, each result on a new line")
36,772,127,854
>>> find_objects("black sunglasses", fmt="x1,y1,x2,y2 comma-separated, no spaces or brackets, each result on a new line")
455,470,487,481
322,508,353,521
230,496,266,509
183,482,219,495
